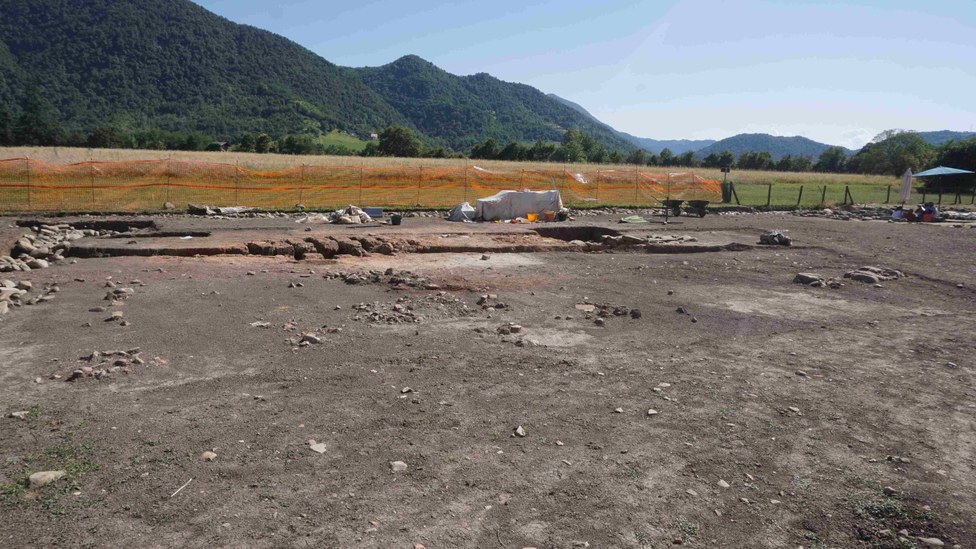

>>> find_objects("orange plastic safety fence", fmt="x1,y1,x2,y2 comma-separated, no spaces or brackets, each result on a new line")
0,158,721,212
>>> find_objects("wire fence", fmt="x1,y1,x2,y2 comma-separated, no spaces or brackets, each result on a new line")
726,181,976,209
0,158,721,212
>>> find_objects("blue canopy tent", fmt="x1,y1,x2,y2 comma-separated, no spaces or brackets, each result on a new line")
913,166,975,177
912,166,976,205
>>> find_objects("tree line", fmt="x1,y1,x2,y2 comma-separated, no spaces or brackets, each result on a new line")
2,99,973,181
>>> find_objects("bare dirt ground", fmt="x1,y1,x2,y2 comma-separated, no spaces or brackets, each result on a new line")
1,212,975,548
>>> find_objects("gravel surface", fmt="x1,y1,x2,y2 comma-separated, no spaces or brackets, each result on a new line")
1,213,974,548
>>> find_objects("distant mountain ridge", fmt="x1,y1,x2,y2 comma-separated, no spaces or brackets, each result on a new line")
547,94,715,154
915,130,976,146
693,133,850,161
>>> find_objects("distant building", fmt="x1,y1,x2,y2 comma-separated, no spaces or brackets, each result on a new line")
369,133,379,140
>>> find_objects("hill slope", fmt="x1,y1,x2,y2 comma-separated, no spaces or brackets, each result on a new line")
350,56,635,151
916,130,976,147
695,133,848,161
547,94,715,154
0,0,407,139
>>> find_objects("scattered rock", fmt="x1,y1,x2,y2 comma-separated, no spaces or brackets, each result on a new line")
718,479,730,488
917,538,944,548
8,411,29,420
390,460,408,473
514,425,526,437
647,409,659,416
201,451,217,462
308,440,327,454
793,273,824,285
29,470,66,488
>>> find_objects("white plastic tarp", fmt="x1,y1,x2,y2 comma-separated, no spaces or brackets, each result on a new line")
475,190,562,221
447,202,476,222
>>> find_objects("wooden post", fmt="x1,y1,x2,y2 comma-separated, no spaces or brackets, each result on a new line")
953,191,961,205
358,163,364,205
843,185,853,205
89,159,96,209
463,165,469,203
634,166,639,204
796,185,804,208
820,185,827,206
297,164,306,206
885,185,891,204
971,183,976,205
730,181,740,205
25,156,31,209
596,170,601,203
165,155,171,205
937,185,943,206
766,183,772,208
234,161,240,205
416,166,422,206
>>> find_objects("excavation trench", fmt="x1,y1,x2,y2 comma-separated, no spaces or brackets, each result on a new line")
13,220,754,260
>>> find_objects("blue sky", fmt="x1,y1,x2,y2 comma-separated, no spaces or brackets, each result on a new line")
196,0,976,149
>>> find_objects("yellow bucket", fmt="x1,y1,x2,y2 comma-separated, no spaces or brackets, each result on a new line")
526,213,539,222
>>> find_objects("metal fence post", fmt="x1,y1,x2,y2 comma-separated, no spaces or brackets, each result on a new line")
820,185,827,206
885,185,891,204
796,185,804,207
766,183,772,208
937,185,943,206
463,165,469,203
298,164,305,206
234,161,240,205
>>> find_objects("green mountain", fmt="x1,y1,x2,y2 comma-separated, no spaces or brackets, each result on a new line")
0,0,410,139
0,0,636,152
349,56,634,151
547,94,715,154
694,133,849,161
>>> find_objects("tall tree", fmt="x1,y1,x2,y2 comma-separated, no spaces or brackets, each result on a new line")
255,133,275,154
815,146,848,173
658,148,675,167
0,104,12,146
848,131,934,176
14,92,64,146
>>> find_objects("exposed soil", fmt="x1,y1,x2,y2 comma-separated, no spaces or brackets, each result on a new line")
1,212,975,548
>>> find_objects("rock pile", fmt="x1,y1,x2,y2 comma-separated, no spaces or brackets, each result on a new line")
4,223,111,273
1,279,60,316
759,230,791,246
325,268,440,291
599,234,698,249
350,293,471,324
844,266,905,284
64,348,160,382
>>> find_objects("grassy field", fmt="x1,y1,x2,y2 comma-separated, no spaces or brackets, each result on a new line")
1,146,966,211
315,130,371,152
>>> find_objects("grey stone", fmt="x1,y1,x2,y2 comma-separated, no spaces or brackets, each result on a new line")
29,470,66,488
